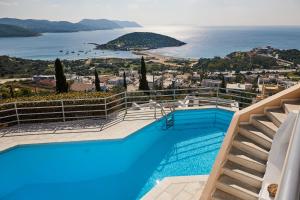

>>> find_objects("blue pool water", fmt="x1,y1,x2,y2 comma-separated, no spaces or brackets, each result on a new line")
0,109,233,200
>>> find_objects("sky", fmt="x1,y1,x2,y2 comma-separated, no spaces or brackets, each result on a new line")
0,0,300,26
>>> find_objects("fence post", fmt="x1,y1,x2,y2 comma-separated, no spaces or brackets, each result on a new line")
173,89,176,101
154,104,156,119
61,100,65,122
14,102,20,125
104,98,108,120
125,91,128,114
216,87,219,108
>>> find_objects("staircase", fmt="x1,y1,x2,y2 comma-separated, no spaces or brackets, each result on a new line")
209,99,300,200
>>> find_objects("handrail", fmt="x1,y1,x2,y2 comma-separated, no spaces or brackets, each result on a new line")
0,86,258,128
157,102,175,128
275,111,300,200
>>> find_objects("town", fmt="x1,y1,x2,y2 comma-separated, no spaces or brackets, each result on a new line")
0,46,300,102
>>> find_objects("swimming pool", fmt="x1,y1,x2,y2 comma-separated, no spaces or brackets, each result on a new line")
0,108,233,200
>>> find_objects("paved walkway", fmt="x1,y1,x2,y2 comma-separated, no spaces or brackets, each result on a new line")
142,175,208,200
0,118,155,152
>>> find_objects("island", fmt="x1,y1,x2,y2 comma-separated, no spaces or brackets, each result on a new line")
95,32,186,51
0,24,40,37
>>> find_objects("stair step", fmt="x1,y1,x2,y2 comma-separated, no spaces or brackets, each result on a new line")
216,175,259,200
239,124,272,150
251,116,278,139
213,189,243,200
228,149,266,173
223,163,263,188
233,135,269,161
265,107,287,127
283,100,300,113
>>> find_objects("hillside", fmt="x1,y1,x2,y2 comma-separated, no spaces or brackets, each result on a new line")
78,19,122,30
113,20,142,28
96,32,186,50
0,24,40,37
0,18,142,34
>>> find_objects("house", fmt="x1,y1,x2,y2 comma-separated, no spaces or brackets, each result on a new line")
201,79,221,88
70,83,94,92
32,75,55,82
146,75,162,89
226,83,253,92
107,77,132,87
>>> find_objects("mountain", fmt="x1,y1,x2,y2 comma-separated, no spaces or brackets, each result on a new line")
0,18,85,33
78,19,121,30
96,32,186,51
113,20,142,28
0,18,142,34
0,24,40,37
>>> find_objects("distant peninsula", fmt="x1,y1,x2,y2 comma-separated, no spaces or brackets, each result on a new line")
95,32,186,51
0,18,142,36
0,24,40,37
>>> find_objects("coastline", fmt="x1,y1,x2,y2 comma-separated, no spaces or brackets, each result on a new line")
133,50,198,67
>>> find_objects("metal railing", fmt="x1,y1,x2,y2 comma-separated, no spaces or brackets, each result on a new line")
0,87,257,128
275,111,300,200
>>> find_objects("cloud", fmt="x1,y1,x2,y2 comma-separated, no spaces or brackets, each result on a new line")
0,0,18,6
128,4,139,9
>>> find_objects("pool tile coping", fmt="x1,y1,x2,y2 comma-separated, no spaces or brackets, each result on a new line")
141,175,208,200
0,105,235,153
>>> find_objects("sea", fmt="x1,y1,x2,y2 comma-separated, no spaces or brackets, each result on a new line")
0,26,299,60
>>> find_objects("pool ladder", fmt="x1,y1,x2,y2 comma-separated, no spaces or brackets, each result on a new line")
160,104,175,129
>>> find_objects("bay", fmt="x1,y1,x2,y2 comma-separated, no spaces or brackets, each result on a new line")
0,26,299,60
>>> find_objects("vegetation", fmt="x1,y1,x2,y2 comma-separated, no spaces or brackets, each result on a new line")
96,32,186,51
252,75,259,92
94,69,101,92
0,92,113,104
0,56,146,78
139,57,150,91
55,59,68,93
0,24,40,37
276,49,300,64
123,72,127,90
194,52,278,72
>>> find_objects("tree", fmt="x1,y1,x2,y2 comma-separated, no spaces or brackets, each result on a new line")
235,73,245,84
252,75,260,93
219,73,226,93
123,71,127,90
139,56,150,91
8,85,14,98
55,58,68,93
94,69,101,92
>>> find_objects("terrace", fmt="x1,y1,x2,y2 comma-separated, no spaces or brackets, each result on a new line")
0,86,299,199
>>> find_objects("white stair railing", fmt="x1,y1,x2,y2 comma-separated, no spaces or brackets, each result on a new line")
275,111,300,200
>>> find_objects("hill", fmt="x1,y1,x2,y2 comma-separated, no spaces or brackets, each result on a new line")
96,32,186,50
0,24,40,37
113,20,142,28
0,18,142,33
78,19,122,30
